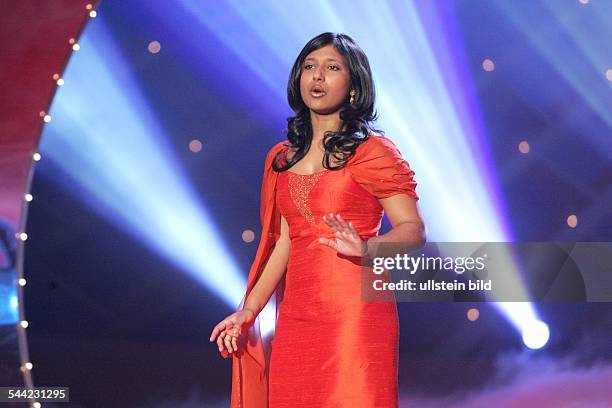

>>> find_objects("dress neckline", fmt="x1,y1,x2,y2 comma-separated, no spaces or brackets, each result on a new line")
286,168,329,177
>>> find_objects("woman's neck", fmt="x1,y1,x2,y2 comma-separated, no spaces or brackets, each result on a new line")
310,110,342,144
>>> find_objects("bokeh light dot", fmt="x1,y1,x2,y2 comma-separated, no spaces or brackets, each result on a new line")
467,308,480,321
148,41,161,54
242,230,255,243
606,69,612,81
567,214,578,228
518,140,530,154
482,58,495,72
189,139,203,153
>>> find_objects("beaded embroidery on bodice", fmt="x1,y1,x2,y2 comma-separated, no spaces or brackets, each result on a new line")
286,170,328,225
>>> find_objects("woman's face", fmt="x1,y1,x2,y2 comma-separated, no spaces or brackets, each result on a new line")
299,44,351,115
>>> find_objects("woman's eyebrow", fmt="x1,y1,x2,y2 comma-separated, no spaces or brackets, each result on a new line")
304,57,342,63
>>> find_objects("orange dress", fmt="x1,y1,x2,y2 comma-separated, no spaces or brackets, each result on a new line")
231,135,418,408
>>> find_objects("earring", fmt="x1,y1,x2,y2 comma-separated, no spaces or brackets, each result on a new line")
349,89,356,105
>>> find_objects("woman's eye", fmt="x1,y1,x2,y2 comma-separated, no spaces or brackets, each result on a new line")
329,65,340,71
303,64,313,70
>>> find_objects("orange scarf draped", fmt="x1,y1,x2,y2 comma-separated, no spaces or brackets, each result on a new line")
231,141,287,408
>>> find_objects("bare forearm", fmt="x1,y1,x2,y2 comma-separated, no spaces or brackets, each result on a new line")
243,239,291,316
363,220,426,259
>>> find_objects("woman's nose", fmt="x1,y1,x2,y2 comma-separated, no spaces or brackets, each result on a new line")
312,66,324,81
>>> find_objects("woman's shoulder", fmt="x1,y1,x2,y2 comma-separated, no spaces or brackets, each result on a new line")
346,134,418,199
264,140,290,164
349,134,404,164
269,140,290,152
362,134,402,150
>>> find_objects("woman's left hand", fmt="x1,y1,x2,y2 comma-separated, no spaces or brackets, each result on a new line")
318,213,365,257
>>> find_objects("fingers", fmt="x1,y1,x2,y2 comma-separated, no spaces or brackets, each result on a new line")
323,213,358,238
337,230,353,242
321,213,359,251
318,237,338,250
224,331,234,354
323,213,348,231
336,214,354,234
215,328,243,358
323,213,342,232
211,311,252,358
217,330,227,352
210,319,230,342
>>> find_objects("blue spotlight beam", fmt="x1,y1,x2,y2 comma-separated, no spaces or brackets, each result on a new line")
166,0,538,332
41,17,247,307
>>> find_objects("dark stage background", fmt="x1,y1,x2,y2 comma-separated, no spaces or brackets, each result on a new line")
1,0,611,407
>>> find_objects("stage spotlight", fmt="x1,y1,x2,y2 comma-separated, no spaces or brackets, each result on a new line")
0,280,19,324
40,18,250,323
521,320,550,349
37,2,554,340
168,0,541,338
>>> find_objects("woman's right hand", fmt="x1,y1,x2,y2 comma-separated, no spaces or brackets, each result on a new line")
209,308,256,358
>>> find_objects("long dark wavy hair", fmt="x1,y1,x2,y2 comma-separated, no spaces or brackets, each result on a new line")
272,32,383,172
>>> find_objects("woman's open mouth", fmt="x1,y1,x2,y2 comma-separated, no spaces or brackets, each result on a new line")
310,89,326,98
309,84,327,98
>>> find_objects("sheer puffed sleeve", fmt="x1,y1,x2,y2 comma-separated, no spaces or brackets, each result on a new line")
347,135,419,200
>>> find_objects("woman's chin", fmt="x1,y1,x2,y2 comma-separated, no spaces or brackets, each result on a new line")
306,102,344,116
